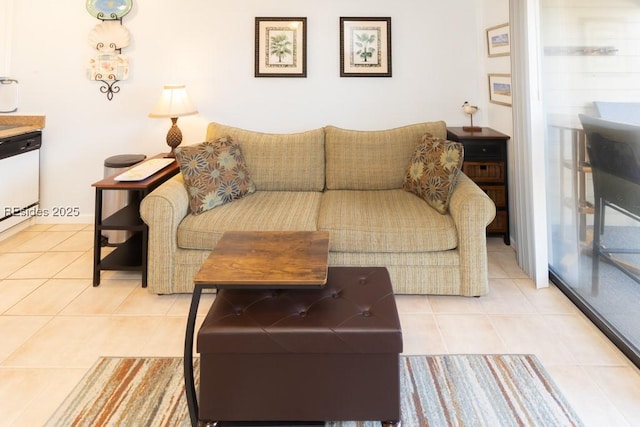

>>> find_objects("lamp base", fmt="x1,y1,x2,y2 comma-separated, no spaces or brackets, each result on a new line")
165,117,183,157
462,126,482,132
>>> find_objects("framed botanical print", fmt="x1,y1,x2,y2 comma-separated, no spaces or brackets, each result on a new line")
255,17,307,77
340,17,392,77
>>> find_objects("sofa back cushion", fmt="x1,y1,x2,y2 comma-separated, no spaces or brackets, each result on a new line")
324,121,447,190
206,122,325,191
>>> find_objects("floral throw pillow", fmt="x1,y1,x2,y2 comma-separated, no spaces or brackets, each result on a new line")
174,136,256,215
403,133,464,214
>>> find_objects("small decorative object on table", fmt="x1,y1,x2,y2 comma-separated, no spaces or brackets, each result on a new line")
462,101,481,132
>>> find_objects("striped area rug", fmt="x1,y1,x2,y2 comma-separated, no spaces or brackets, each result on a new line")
46,355,583,427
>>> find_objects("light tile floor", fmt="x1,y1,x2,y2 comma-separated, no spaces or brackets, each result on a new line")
0,224,639,426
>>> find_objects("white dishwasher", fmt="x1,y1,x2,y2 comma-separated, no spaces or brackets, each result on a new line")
0,130,42,233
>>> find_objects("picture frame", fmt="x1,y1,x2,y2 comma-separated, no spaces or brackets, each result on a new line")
488,74,512,106
255,17,307,78
340,17,392,77
486,23,510,57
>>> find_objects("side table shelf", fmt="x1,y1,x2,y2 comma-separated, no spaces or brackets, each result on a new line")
447,127,511,245
100,232,144,271
92,154,179,287
101,203,144,228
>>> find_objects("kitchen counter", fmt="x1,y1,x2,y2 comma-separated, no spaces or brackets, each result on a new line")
0,115,46,138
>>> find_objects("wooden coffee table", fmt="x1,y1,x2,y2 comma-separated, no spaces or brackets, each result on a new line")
184,231,330,426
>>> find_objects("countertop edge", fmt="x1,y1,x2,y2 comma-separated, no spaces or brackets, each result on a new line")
0,115,46,138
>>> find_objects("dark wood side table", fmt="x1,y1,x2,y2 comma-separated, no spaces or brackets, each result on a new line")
91,153,179,287
447,127,511,245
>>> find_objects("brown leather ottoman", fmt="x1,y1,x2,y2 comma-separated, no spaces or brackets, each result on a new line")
197,266,403,426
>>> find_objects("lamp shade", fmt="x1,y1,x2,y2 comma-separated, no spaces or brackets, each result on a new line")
148,84,198,118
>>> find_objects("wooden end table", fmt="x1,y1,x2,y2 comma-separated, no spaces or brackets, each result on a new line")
446,127,511,244
91,153,179,287
184,231,330,427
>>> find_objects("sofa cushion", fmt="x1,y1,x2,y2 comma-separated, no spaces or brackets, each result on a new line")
318,189,457,253
178,191,322,250
174,137,256,215
324,121,447,190
403,133,464,214
206,122,325,191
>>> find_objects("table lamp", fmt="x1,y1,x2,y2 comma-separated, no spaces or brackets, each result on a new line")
149,84,198,157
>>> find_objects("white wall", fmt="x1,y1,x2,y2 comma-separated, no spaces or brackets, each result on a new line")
482,0,512,137
480,0,513,245
5,0,505,222
0,0,11,76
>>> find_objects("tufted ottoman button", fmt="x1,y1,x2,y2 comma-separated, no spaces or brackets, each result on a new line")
299,310,307,317
362,310,371,317
358,276,367,285
332,291,340,299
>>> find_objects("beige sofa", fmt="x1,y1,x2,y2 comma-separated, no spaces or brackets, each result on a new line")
140,121,496,296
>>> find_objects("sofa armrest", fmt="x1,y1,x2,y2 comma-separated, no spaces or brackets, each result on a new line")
448,172,497,296
140,173,189,294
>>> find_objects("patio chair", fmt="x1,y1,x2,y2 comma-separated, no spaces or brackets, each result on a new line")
578,114,640,295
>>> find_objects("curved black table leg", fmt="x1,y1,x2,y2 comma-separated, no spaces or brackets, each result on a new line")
184,285,205,427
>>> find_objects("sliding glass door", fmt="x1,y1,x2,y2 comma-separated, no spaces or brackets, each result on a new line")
541,0,640,366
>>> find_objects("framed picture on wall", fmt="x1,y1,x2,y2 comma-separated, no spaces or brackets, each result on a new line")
340,17,392,77
488,74,512,106
255,17,307,77
486,23,510,57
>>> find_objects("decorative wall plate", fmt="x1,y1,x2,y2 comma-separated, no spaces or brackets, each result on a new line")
88,21,130,52
86,0,132,20
87,53,130,81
